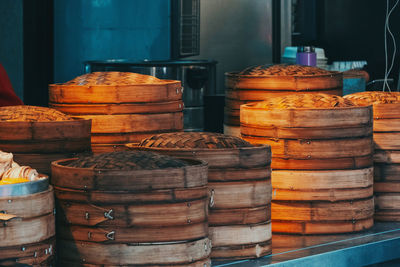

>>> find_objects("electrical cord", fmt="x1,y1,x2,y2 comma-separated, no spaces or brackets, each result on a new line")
383,0,399,91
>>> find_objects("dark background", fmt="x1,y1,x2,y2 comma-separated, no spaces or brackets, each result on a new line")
2,0,400,105
292,0,400,88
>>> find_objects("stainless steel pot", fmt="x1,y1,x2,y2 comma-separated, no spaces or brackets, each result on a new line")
0,175,49,197
84,59,217,132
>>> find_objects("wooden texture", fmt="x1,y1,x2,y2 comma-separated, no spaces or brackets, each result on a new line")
272,217,374,235
272,197,374,221
54,155,210,265
131,132,272,259
373,103,400,119
57,222,208,243
374,132,400,150
49,100,183,115
74,112,183,134
374,118,400,132
0,118,91,153
358,101,400,221
0,237,55,267
57,238,211,265
209,180,271,209
374,163,400,181
375,192,400,221
56,198,207,228
374,209,400,222
12,152,76,175
241,124,372,139
49,81,182,104
209,222,271,247
225,88,342,102
211,240,272,260
133,144,271,169
54,186,208,205
271,168,373,201
0,187,55,265
51,158,208,191
209,205,270,225
240,104,372,128
91,143,131,154
207,166,271,182
271,197,374,234
223,124,241,137
57,258,211,267
242,136,373,159
49,73,183,151
0,213,55,247
91,130,181,144
225,71,343,90
0,186,54,217
241,96,374,234
271,155,373,170
225,65,343,127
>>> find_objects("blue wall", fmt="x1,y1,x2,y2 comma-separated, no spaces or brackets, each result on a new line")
54,0,170,83
0,0,23,100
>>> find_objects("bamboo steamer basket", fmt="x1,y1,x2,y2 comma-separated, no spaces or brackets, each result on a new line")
224,64,343,135
0,105,91,175
51,151,211,266
240,93,374,234
128,132,272,260
49,72,183,153
345,91,400,221
0,176,55,266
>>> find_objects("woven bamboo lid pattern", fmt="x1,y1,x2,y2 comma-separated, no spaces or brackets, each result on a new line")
344,91,400,105
66,151,188,170
63,72,165,85
238,64,334,77
139,132,252,149
245,93,355,110
0,105,72,121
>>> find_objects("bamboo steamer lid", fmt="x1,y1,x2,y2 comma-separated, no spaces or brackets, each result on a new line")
136,132,271,168
226,64,342,91
241,93,372,139
49,71,182,104
52,151,207,191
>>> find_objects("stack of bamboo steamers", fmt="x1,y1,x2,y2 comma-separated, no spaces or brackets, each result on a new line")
0,106,91,266
133,132,272,259
241,93,374,234
52,151,212,266
233,64,376,234
224,64,343,136
344,91,400,221
49,72,183,153
5,66,400,266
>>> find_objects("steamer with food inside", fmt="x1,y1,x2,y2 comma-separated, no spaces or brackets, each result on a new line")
241,93,374,234
51,151,211,266
224,64,343,136
0,151,55,266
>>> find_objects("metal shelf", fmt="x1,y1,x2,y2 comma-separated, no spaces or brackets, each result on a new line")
213,222,400,267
